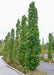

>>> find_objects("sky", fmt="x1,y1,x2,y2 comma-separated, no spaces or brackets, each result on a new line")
0,0,54,44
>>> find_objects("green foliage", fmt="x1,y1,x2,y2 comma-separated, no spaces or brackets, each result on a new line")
48,33,53,59
3,1,41,71
42,38,45,50
25,2,41,71
41,57,50,62
13,19,20,64
3,32,10,60
0,40,4,55
9,28,15,62
43,59,50,62
18,15,27,67
53,35,54,50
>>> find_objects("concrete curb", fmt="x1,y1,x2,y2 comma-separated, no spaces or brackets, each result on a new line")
6,63,25,75
2,57,25,75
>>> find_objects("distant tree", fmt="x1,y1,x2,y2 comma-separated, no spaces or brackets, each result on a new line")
25,2,41,71
53,42,54,50
42,38,45,50
9,28,15,62
53,34,54,50
3,36,7,58
0,40,1,43
48,33,53,59
3,32,10,60
18,15,27,67
13,19,20,64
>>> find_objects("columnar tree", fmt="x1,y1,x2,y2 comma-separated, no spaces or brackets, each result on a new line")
53,33,54,50
9,28,15,62
48,33,53,59
25,2,41,70
18,15,27,67
3,32,10,60
13,19,20,63
6,32,10,60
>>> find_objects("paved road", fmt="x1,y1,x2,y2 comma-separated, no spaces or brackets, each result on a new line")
37,61,54,75
0,56,24,75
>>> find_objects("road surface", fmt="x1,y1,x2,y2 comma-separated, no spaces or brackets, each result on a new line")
37,61,54,75
0,56,24,75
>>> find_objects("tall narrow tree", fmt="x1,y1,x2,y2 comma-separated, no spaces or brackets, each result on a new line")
13,19,20,64
53,33,54,50
42,38,45,51
48,33,53,59
3,32,10,61
9,28,15,62
18,15,27,67
25,2,41,70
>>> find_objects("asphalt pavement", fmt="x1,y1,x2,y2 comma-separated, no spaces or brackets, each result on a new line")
37,61,54,75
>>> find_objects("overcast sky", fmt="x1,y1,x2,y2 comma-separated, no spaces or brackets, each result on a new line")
0,0,54,44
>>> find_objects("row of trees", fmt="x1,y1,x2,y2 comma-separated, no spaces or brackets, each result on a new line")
3,2,41,71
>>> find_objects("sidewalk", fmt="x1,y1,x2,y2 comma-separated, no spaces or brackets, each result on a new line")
0,56,25,75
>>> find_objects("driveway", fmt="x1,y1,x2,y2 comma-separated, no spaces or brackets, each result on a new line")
0,56,24,75
37,61,54,75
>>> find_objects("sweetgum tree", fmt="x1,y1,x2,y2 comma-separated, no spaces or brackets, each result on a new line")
25,2,41,70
